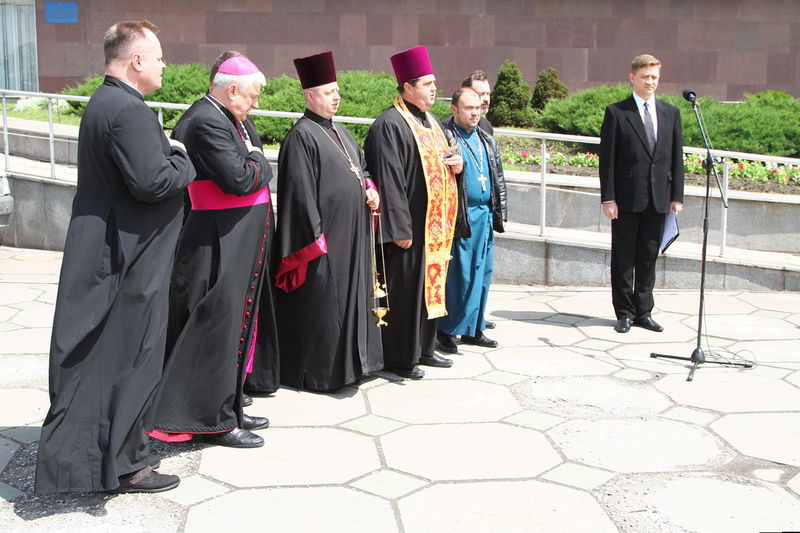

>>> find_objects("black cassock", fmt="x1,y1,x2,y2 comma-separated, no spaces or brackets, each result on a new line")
35,76,195,493
363,102,440,369
276,110,383,391
150,95,276,436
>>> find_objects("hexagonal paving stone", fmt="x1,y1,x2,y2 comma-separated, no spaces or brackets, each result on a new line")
599,472,800,533
546,292,615,318
381,423,560,481
712,413,800,467
0,354,48,388
0,284,42,306
655,372,800,412
789,370,800,388
484,297,555,320
246,386,367,427
350,469,428,499
609,341,734,375
657,292,756,315
199,427,380,487
738,291,800,313
0,305,17,323
576,316,696,343
549,418,733,473
702,314,799,340
0,388,49,426
399,480,617,533
486,319,587,347
419,352,493,379
186,487,397,532
0,328,52,355
367,379,520,424
726,339,800,370
512,376,672,419
487,346,620,377
8,305,55,328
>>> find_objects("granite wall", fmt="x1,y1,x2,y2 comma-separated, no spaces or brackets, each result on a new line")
34,0,800,100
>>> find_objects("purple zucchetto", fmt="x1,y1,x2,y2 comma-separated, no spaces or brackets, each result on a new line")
390,46,434,86
217,56,261,76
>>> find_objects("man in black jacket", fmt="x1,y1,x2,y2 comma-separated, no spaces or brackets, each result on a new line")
599,54,684,333
437,88,507,352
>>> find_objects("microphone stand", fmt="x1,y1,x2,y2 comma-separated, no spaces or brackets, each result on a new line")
650,95,752,381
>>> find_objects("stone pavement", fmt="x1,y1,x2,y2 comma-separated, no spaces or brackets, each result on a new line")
1,245,799,533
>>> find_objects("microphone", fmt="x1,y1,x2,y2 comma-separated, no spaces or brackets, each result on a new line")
682,89,697,103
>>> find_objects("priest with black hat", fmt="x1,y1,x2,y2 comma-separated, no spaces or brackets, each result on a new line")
275,51,383,391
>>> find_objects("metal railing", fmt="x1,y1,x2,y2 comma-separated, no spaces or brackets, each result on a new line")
3,89,800,257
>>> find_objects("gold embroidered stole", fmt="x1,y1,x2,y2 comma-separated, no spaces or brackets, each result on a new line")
393,97,457,318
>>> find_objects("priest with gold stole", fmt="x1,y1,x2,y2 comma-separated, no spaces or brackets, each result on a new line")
364,46,463,380
275,51,383,391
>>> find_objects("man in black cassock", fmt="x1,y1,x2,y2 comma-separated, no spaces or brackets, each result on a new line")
364,46,463,380
35,21,195,494
149,55,272,449
275,51,382,391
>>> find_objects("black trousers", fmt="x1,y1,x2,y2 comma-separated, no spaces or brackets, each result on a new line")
610,201,665,320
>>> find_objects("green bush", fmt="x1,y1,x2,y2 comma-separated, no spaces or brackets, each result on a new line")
538,84,630,136
531,68,568,111
62,67,451,146
538,85,800,156
488,60,535,128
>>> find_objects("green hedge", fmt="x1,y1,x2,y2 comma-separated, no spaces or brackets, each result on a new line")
62,65,451,146
538,85,800,157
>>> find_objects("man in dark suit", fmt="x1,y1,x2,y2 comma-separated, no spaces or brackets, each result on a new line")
599,54,684,333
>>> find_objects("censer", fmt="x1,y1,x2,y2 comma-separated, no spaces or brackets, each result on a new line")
370,208,390,327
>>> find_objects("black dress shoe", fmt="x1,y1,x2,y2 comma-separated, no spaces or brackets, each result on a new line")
242,413,270,430
460,332,498,348
614,317,633,333
390,366,425,379
110,466,180,494
419,352,453,368
436,331,458,354
484,320,496,329
634,315,664,332
242,393,253,407
202,427,264,448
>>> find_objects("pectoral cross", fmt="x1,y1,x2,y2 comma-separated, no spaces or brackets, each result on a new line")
350,161,362,182
477,174,488,192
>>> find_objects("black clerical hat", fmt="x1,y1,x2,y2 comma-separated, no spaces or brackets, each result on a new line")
294,51,337,89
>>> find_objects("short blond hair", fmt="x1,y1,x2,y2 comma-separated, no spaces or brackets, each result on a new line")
631,54,661,73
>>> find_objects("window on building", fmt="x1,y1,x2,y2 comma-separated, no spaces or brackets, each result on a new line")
0,0,39,91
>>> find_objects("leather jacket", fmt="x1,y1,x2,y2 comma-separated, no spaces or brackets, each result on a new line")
442,115,507,239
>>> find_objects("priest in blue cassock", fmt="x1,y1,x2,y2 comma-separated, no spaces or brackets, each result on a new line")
275,51,383,391
149,55,273,449
437,88,507,352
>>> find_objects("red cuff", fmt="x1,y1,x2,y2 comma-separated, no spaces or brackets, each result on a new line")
365,178,377,191
276,234,328,293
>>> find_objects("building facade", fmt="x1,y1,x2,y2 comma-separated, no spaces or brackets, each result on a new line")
4,0,799,99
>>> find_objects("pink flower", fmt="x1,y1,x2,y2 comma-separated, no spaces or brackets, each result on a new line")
521,150,528,158
738,163,744,170
772,168,778,174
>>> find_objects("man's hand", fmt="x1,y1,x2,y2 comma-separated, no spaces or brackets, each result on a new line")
394,239,412,249
168,138,187,151
366,188,380,210
602,201,619,220
444,154,463,174
670,201,683,214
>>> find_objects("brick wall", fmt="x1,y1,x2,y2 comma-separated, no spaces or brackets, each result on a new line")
35,0,800,100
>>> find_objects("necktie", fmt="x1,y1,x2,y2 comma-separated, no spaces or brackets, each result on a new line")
643,101,656,152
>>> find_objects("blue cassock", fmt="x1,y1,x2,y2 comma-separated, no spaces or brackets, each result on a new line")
438,124,494,336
